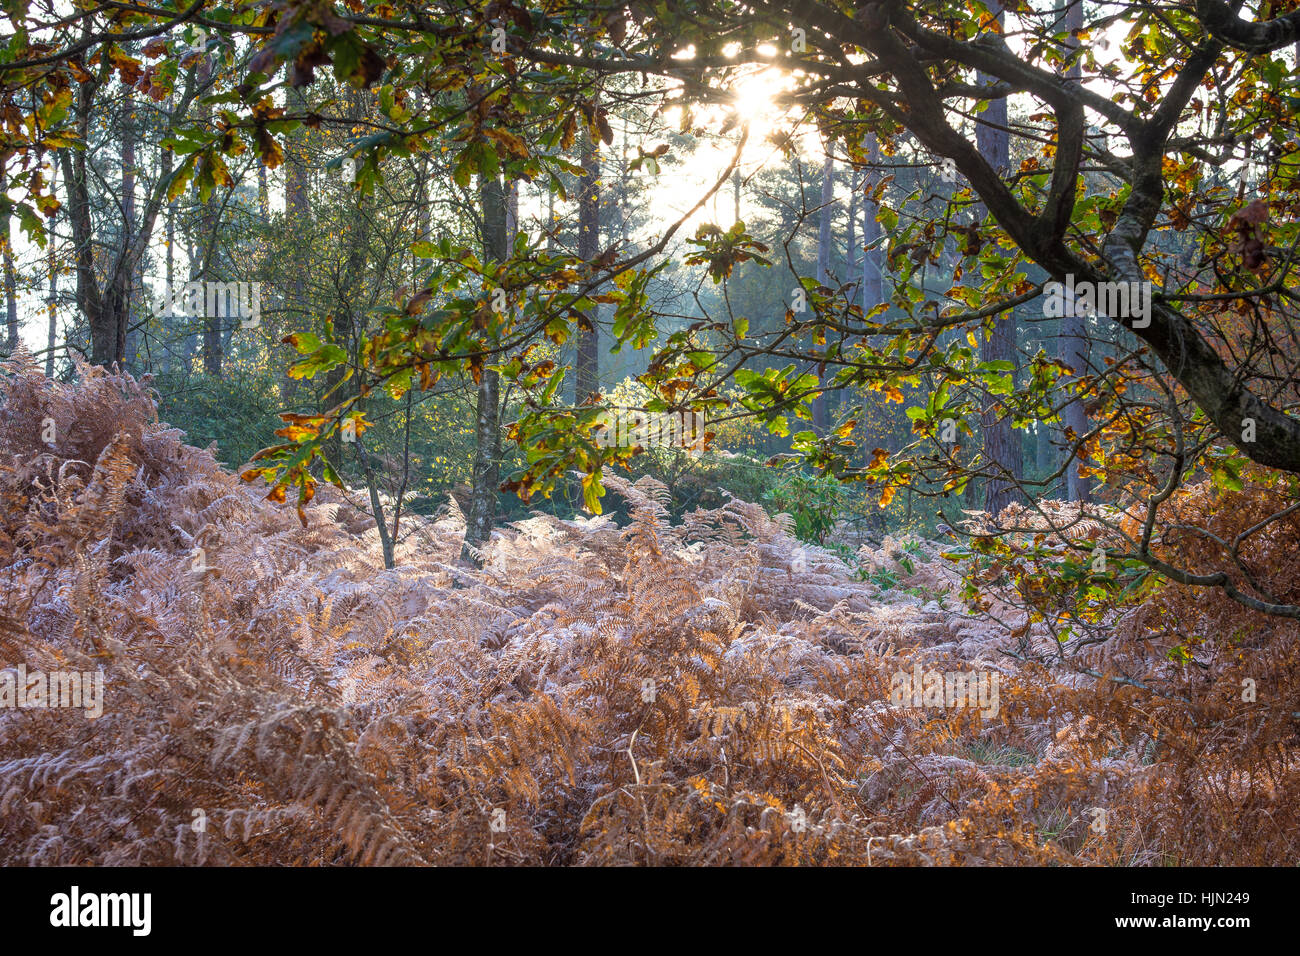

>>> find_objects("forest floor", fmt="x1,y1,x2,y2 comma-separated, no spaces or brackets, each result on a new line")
1,355,1294,865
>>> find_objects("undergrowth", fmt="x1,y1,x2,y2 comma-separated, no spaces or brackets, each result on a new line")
0,353,1296,865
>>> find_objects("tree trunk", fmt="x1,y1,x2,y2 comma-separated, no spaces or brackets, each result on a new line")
506,178,519,241
814,148,834,433
182,235,198,369
64,121,131,369
977,1,1022,518
59,24,121,369
460,174,508,566
60,88,112,366
1061,0,1092,503
547,189,555,255
45,162,58,377
121,103,140,371
195,56,222,377
860,136,888,534
861,137,883,313
161,127,176,375
1036,420,1053,477
574,128,600,405
326,89,369,468
357,433,397,570
846,168,857,297
281,87,311,404
2,205,17,354
67,62,195,369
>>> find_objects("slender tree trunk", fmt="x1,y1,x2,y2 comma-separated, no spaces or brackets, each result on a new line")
846,168,857,298
977,1,1021,517
860,137,888,534
63,143,126,368
1061,0,1092,503
574,129,600,405
813,148,835,432
200,230,222,374
327,90,368,468
161,126,176,375
547,189,556,255
2,205,17,354
69,60,194,370
281,88,311,404
861,140,883,314
60,83,110,366
121,102,139,371
194,55,222,377
182,235,198,368
60,25,115,368
1036,420,1053,476
506,179,519,241
414,92,432,252
460,174,508,566
45,162,58,377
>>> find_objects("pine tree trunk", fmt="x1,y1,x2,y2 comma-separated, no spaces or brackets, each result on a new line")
814,149,834,433
861,138,883,313
846,171,857,296
860,136,888,534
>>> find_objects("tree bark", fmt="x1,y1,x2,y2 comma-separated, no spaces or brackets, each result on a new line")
861,137,883,314
121,99,140,371
45,162,59,377
161,123,176,376
65,53,198,368
574,128,600,405
281,87,311,404
859,136,889,533
460,174,508,566
327,89,369,468
193,55,222,377
2,203,17,354
814,148,834,433
1061,0,1092,503
976,1,1022,518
